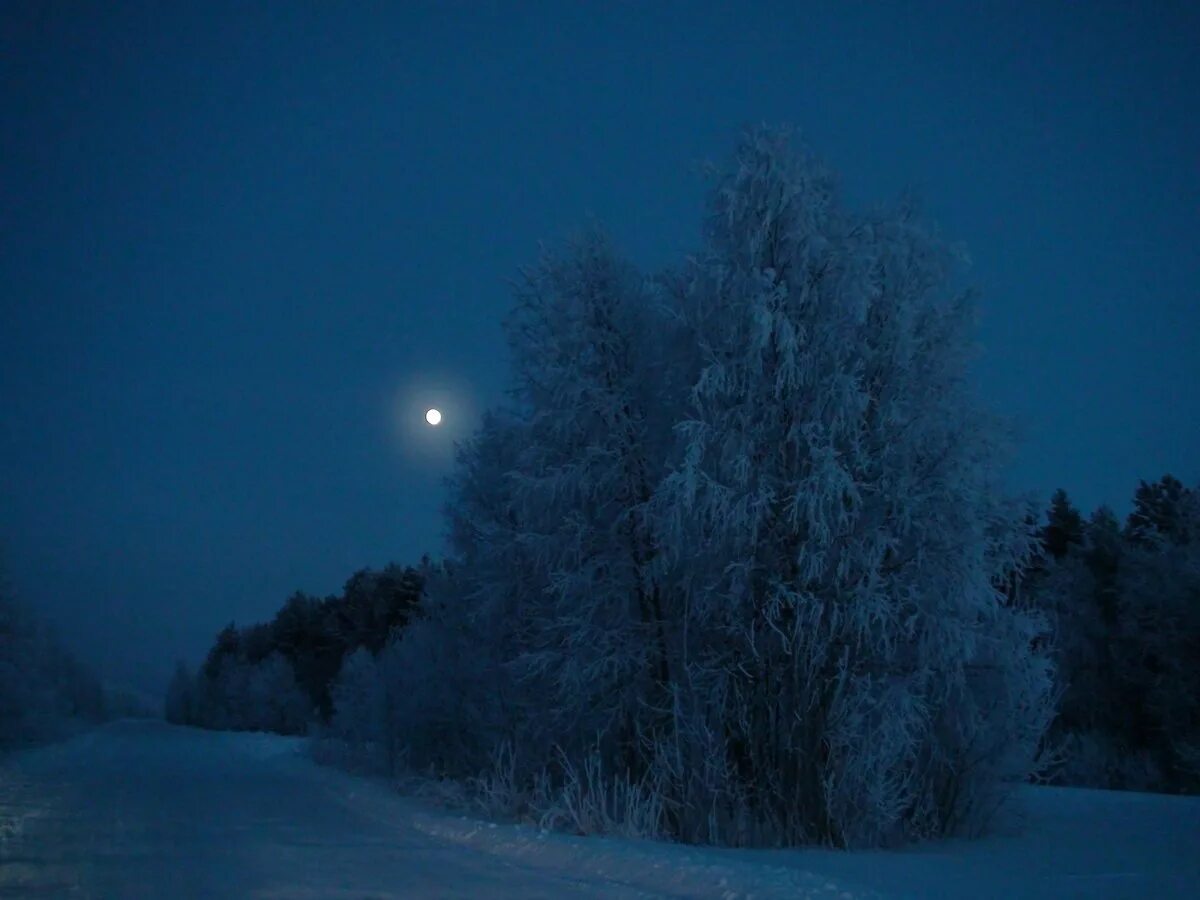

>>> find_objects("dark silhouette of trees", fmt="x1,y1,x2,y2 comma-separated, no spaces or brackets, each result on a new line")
167,564,423,734
1023,477,1200,793
1,559,108,750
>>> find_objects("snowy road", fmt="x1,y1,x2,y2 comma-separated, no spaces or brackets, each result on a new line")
0,721,854,899
0,720,665,899
1,721,1198,899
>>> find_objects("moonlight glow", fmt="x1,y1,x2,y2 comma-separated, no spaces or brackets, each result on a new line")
425,408,442,426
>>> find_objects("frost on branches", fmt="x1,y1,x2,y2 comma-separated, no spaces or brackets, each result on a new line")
649,129,1053,845
333,128,1055,849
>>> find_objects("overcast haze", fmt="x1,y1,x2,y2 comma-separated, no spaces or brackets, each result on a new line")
2,1,1197,694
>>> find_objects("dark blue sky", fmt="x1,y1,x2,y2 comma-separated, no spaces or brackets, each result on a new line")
2,2,1197,693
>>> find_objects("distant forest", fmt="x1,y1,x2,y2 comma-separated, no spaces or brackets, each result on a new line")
1021,475,1199,794
166,130,1199,851
177,474,1200,804
166,563,424,735
1,565,147,750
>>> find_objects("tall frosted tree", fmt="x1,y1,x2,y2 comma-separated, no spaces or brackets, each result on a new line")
428,235,685,786
377,412,546,776
385,128,1055,848
504,234,678,770
650,128,1053,846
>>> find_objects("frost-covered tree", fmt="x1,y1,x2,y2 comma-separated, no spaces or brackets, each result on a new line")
242,653,310,734
389,236,684,787
328,646,394,770
498,233,683,777
355,128,1055,847
330,648,383,746
649,128,1053,846
410,412,542,774
188,652,309,734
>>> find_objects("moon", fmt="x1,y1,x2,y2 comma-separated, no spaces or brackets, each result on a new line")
425,408,442,426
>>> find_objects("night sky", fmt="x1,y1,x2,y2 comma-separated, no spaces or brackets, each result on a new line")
2,2,1197,694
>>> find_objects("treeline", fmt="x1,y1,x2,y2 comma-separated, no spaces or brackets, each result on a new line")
165,563,423,735
321,128,1057,849
174,128,1198,850
1,569,108,751
1022,475,1199,793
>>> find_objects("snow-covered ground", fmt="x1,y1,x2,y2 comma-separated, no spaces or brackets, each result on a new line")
1,721,1196,899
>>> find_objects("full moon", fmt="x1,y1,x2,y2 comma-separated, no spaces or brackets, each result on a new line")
425,408,442,426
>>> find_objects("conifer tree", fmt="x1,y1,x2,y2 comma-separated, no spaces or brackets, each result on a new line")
1126,474,1193,546
1042,489,1085,560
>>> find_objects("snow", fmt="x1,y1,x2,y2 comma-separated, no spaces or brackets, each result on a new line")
2,720,1197,898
